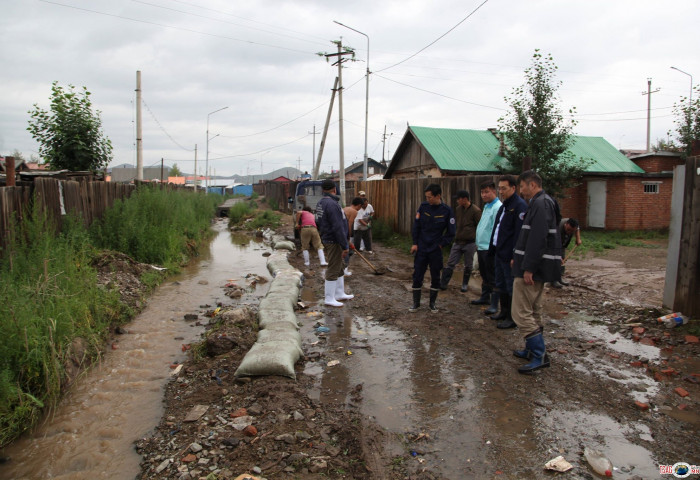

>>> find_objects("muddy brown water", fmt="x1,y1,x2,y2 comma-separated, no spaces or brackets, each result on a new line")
0,221,271,480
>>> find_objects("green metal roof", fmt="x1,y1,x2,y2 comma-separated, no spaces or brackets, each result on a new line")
567,136,645,173
410,126,504,172
409,126,644,174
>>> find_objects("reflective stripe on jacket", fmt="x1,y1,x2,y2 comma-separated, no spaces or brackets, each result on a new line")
512,190,562,283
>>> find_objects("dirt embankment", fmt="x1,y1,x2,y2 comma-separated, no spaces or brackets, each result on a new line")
134,216,698,480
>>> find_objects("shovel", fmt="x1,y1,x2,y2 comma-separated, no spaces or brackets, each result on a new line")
352,247,386,275
563,243,579,264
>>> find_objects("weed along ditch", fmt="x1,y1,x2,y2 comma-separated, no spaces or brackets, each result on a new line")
0,220,273,479
2,204,697,480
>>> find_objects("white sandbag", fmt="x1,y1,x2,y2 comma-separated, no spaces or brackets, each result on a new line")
273,240,296,251
262,321,300,332
235,341,301,379
257,328,302,346
258,309,298,329
260,294,296,311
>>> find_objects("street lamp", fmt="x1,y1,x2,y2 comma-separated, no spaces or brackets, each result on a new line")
334,20,370,181
206,106,229,192
670,66,693,107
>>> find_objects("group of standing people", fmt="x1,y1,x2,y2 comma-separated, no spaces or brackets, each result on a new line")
410,171,580,374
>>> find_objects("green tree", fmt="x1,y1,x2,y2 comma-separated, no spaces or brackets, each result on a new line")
27,82,113,172
497,50,590,197
170,163,182,177
669,85,700,158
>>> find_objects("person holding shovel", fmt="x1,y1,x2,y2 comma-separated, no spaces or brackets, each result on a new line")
551,217,581,288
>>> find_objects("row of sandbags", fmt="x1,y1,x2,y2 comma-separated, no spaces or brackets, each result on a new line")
234,249,304,379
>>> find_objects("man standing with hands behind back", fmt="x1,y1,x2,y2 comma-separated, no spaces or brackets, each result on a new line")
409,184,456,313
511,170,562,373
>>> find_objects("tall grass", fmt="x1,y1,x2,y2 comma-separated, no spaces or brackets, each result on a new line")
574,229,668,256
0,186,222,447
91,186,221,268
0,209,126,446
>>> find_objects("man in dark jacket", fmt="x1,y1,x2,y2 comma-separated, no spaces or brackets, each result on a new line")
440,190,481,292
409,184,456,313
511,170,562,374
488,175,528,329
315,179,353,307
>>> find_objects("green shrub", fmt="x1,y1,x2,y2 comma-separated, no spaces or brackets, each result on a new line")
267,197,279,210
228,201,254,226
250,191,259,200
248,210,282,230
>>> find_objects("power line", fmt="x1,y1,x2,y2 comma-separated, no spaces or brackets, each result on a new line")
208,133,311,161
39,0,316,55
132,0,329,48
375,0,491,73
374,73,505,111
142,98,193,151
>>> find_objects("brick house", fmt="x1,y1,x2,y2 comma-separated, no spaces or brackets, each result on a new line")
385,126,682,230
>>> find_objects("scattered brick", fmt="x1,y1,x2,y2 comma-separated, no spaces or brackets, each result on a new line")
678,404,689,411
609,353,620,359
685,335,699,344
243,425,258,436
654,372,667,382
635,401,650,411
230,408,247,418
639,337,655,346
630,361,643,367
182,454,197,463
661,368,676,376
674,387,690,398
632,327,645,335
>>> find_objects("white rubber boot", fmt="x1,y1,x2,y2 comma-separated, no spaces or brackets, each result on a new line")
344,267,352,276
318,249,328,266
335,276,354,301
324,280,343,307
303,250,310,266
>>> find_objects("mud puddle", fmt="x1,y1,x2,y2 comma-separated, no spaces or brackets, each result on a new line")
299,288,503,478
1,221,271,480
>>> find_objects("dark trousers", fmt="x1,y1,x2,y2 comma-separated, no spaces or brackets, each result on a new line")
494,256,514,296
412,248,443,290
477,250,495,294
324,243,345,281
353,229,371,251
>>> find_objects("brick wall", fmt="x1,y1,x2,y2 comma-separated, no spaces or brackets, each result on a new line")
632,156,684,174
558,176,671,230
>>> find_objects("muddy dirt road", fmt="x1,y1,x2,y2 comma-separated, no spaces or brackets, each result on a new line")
134,217,697,480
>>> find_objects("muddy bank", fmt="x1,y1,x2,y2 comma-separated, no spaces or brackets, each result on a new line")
137,216,698,480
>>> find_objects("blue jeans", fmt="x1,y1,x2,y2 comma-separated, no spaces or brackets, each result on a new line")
494,257,514,296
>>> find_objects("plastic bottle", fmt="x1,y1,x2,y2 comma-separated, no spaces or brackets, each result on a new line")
584,447,613,477
657,312,689,328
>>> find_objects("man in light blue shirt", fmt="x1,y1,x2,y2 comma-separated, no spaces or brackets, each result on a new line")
471,181,502,313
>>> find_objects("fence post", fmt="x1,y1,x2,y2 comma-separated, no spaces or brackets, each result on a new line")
5,156,15,186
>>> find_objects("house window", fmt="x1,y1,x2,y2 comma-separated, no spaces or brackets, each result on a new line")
642,181,660,194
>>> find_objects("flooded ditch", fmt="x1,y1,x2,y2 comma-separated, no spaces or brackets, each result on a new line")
1,221,271,480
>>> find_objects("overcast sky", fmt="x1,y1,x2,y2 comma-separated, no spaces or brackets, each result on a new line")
1,0,698,177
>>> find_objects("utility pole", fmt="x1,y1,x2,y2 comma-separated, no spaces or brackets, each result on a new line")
160,157,164,183
135,70,143,181
322,40,355,203
193,144,198,191
642,78,660,152
382,125,387,162
308,124,317,172
313,77,339,180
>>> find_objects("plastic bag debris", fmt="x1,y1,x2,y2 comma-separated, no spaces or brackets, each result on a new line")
544,455,573,472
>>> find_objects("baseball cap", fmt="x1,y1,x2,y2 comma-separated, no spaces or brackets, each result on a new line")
321,179,335,190
359,190,366,196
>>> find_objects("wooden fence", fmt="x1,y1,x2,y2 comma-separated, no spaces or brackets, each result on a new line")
357,175,499,234
0,178,196,250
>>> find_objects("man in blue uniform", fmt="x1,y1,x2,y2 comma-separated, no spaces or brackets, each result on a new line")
511,170,562,373
488,175,528,329
315,179,353,307
409,184,456,313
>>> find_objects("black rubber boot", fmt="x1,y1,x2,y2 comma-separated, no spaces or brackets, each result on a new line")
460,269,471,292
471,288,490,305
408,288,421,312
439,268,453,290
484,291,500,315
489,293,508,319
496,295,517,329
429,288,439,313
